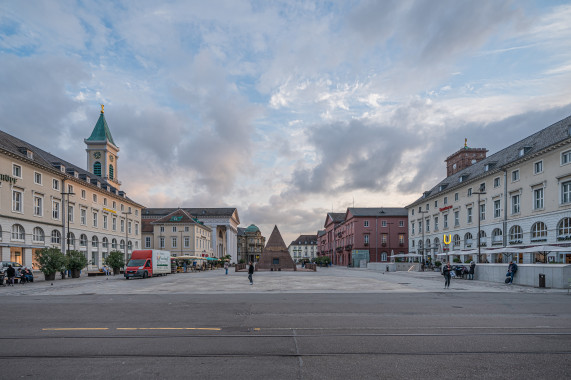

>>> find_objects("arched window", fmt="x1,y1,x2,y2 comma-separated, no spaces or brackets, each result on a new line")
492,228,502,244
509,225,523,243
453,234,460,247
381,252,387,261
557,218,571,240
51,230,61,244
33,227,45,242
127,241,132,250
11,224,25,240
102,237,108,248
464,232,473,247
120,239,125,250
67,232,75,246
433,237,440,250
418,240,423,250
93,161,102,176
80,234,88,246
112,238,117,249
92,236,99,248
426,238,431,251
531,222,547,241
109,164,114,180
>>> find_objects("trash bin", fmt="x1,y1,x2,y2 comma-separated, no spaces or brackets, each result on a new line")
539,273,545,288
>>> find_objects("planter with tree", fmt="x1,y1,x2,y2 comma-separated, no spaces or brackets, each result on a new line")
34,247,65,281
104,250,125,275
65,250,88,278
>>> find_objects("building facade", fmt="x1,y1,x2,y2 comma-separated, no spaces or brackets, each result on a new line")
288,234,318,261
0,107,144,270
406,115,571,264
142,208,240,262
318,208,408,265
237,224,265,263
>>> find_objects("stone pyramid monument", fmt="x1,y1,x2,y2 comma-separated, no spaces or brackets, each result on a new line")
257,225,296,271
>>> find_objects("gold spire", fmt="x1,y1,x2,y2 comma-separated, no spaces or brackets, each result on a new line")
101,104,104,114
464,138,467,148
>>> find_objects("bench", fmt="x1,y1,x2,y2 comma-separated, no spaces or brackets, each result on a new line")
87,270,108,276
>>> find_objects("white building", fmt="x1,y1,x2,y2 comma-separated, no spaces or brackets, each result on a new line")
288,234,318,261
406,115,571,264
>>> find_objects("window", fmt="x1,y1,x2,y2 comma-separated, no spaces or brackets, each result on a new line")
443,214,448,229
364,234,369,244
120,219,124,233
128,221,132,234
434,200,438,208
364,221,369,227
399,220,404,227
12,189,23,212
80,208,87,225
112,238,117,249
135,223,139,235
52,179,60,190
52,200,60,219
419,221,422,233
120,204,124,212
467,188,472,197
172,226,177,233
112,201,116,209
512,170,519,182
184,237,190,248
557,218,571,239
172,237,177,248
92,236,99,248
479,203,486,221
33,227,44,242
103,198,107,206
93,161,102,176
492,228,503,244
444,197,448,205
511,194,520,214
426,219,430,232
13,164,22,178
145,237,151,248
93,212,98,227
531,222,547,241
464,232,473,247
103,215,108,229
34,172,42,185
454,193,459,201
120,240,125,250
411,222,415,235
534,188,544,209
160,226,165,233
411,209,414,216
68,184,74,194
81,189,86,199
494,177,500,188
102,237,108,248
381,252,387,261
381,234,387,244
93,194,97,203
51,230,61,244
454,211,459,226
80,234,87,246
562,181,571,204
494,200,501,218
453,234,460,247
479,183,486,192
34,196,43,216
159,237,165,248
67,232,75,247
534,161,543,174
562,150,571,165
399,234,404,244
467,207,473,224
68,205,74,223
109,164,114,180
11,224,25,240
112,217,117,231
434,217,439,231
381,220,387,227
509,225,523,243
426,203,430,211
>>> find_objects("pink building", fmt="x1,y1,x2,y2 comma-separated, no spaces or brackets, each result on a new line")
319,208,408,265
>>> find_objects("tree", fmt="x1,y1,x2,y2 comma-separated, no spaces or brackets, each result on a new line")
104,250,125,274
35,247,65,280
65,250,88,277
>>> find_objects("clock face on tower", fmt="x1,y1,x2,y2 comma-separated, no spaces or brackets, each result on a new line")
93,152,101,159
109,155,114,162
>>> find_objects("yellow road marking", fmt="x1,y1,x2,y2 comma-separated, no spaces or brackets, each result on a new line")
43,328,109,331
253,328,261,331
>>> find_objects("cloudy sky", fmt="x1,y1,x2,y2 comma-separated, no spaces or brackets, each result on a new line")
1,0,571,243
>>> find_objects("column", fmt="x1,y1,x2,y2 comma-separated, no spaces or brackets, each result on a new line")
24,247,33,267
226,227,237,263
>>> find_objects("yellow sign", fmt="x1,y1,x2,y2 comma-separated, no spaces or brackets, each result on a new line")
103,208,117,214
443,234,451,245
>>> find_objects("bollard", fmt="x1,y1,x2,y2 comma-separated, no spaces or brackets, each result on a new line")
539,273,545,288
386,266,389,272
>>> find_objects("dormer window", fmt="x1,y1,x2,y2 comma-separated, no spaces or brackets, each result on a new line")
519,146,532,157
439,184,448,192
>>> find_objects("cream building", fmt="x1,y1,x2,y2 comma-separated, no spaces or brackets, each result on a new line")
141,208,213,257
237,224,265,263
406,115,571,264
0,106,144,270
288,234,318,261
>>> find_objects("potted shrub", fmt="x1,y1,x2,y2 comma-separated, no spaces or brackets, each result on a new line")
104,250,125,275
35,247,65,281
65,250,88,278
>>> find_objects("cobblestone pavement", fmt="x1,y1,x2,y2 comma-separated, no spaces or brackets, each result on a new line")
1,266,567,296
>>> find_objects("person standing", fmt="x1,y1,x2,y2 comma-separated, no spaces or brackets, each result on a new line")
507,261,518,284
469,261,476,280
6,264,16,286
442,262,452,289
248,261,254,285
224,261,229,275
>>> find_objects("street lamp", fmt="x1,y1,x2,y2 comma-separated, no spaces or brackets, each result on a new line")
473,191,486,263
418,210,428,265
123,211,132,263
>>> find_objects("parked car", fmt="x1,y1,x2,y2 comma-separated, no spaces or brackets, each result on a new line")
0,261,23,274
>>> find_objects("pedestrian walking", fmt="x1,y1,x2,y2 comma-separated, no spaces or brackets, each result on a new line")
248,261,254,285
442,262,452,289
469,261,476,280
224,261,229,275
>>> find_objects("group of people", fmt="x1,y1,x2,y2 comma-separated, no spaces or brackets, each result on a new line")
442,260,518,288
2,265,34,286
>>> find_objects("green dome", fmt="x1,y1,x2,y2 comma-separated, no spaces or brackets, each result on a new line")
245,224,260,233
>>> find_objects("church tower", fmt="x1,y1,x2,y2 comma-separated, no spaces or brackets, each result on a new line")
85,105,121,189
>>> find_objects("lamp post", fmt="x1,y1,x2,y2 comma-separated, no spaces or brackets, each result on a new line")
418,210,428,264
473,191,486,263
61,191,75,255
123,211,132,264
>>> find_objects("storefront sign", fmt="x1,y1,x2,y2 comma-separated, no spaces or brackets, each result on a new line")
0,174,17,184
439,205,452,212
103,207,116,214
